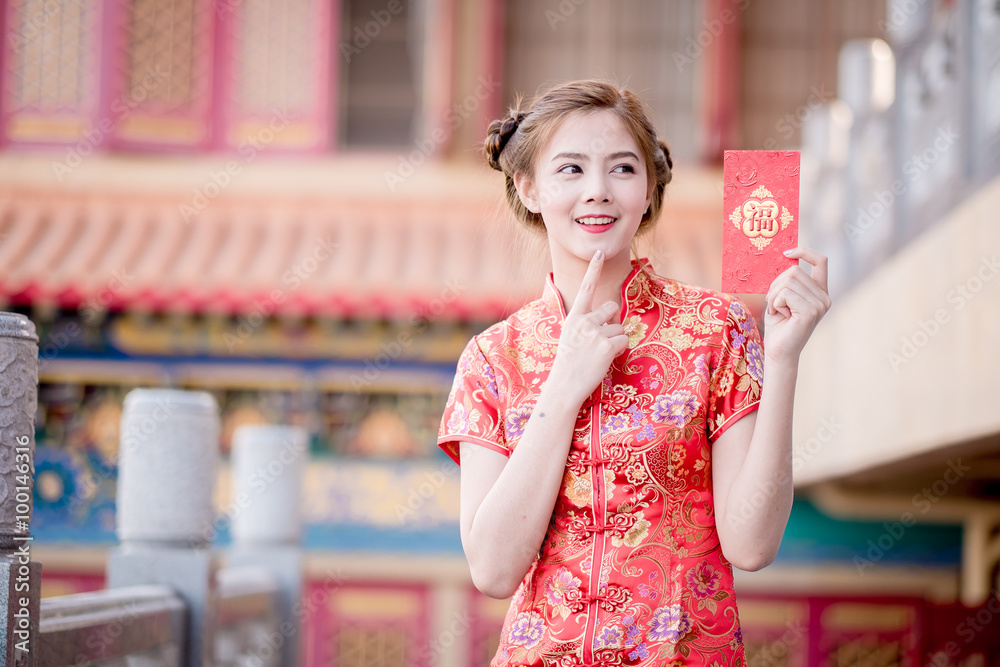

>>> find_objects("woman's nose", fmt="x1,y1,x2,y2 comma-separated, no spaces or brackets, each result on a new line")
582,173,612,203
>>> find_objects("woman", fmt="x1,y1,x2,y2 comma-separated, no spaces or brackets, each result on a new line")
437,79,830,665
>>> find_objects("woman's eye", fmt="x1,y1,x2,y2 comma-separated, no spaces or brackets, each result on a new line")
558,164,582,174
613,164,636,174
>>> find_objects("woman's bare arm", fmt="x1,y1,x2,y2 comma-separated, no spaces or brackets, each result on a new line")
712,248,830,570
710,372,794,571
457,251,628,598
457,381,582,598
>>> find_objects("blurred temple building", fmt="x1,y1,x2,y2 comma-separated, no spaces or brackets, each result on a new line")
0,0,999,664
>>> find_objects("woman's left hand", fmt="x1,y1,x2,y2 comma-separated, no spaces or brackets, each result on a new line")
762,247,832,366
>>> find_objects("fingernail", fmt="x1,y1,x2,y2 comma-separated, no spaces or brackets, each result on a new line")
783,249,794,256
594,250,603,260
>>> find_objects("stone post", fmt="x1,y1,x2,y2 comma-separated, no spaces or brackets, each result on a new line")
108,388,221,667
227,425,307,667
0,313,40,666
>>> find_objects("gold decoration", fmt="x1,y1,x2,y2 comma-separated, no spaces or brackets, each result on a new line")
730,184,794,250
780,206,793,230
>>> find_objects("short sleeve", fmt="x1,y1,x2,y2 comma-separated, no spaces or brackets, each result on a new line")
707,296,764,442
437,335,507,464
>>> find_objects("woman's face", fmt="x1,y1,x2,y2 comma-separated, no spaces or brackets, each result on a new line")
517,109,651,268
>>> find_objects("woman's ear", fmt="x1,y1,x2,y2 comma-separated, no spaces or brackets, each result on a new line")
513,172,541,214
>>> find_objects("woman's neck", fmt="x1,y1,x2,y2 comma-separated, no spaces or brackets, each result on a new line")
551,250,635,314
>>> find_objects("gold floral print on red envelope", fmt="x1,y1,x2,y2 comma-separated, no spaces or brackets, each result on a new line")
722,150,800,294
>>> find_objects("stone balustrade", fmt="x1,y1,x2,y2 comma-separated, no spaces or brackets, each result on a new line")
0,311,41,666
0,312,305,666
215,567,282,667
802,0,1000,297
39,585,185,666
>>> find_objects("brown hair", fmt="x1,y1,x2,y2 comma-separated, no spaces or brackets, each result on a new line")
484,79,673,234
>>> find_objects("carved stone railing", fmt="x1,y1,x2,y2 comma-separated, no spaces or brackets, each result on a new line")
801,0,1000,297
215,567,282,667
0,311,306,666
108,388,222,666
38,585,185,666
0,311,41,665
223,424,307,667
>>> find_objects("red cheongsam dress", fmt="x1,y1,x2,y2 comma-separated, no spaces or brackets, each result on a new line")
438,258,763,666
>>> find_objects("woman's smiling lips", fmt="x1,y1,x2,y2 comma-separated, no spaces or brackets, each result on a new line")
575,214,617,233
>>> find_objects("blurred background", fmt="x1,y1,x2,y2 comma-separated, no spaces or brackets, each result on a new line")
0,0,998,664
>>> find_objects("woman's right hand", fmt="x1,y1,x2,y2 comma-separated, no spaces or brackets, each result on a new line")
547,250,630,405
459,250,629,598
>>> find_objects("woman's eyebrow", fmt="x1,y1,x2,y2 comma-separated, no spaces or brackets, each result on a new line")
551,150,640,162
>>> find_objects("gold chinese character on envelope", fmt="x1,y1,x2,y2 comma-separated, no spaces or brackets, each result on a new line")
729,185,794,251
722,151,800,293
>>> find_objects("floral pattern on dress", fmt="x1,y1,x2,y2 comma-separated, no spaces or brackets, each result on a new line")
446,402,479,435
686,561,722,600
594,625,624,649
509,612,545,649
622,315,648,349
650,390,699,429
609,510,651,548
563,469,593,508
648,604,692,643
506,405,534,438
439,259,761,666
746,341,765,384
544,567,582,620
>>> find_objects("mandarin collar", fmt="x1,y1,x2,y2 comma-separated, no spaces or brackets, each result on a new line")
541,257,653,321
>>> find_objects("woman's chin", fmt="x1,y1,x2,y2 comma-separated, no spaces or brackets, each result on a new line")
569,244,631,264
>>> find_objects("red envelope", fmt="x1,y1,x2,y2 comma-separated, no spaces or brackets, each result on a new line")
722,150,800,294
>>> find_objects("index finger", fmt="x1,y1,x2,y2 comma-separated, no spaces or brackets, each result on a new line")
570,250,604,315
783,247,829,294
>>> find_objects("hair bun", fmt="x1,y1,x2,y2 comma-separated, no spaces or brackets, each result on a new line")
658,139,673,185
484,110,527,171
